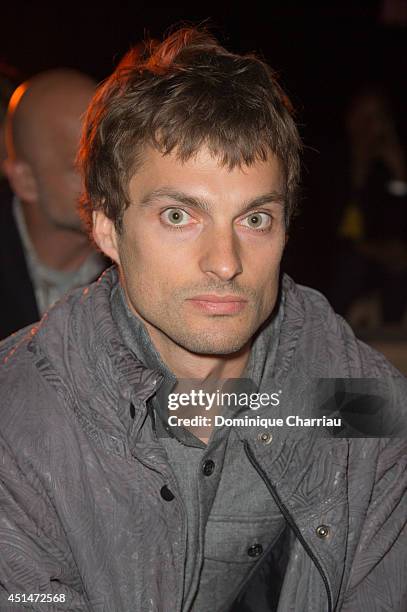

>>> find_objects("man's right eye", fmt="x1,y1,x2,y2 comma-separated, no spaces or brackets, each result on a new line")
161,208,193,227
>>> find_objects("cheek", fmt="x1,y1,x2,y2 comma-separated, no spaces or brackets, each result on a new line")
244,233,285,275
122,226,192,276
244,236,284,308
63,170,82,197
40,173,73,209
118,232,174,297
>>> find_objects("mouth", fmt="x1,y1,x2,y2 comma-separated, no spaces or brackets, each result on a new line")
186,294,248,315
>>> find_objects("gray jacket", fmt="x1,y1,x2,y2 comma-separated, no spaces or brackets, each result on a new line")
0,267,406,611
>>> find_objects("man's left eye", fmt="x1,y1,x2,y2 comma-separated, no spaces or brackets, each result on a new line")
161,208,192,226
240,212,272,230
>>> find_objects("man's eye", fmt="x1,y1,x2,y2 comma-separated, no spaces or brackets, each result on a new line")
241,212,272,230
161,208,192,226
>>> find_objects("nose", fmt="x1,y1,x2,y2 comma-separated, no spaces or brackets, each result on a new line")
199,224,243,282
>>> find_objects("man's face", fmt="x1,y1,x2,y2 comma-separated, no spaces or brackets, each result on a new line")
31,111,85,232
107,146,286,355
26,88,93,233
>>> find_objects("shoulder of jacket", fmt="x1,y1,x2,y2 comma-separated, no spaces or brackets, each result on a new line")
283,277,404,378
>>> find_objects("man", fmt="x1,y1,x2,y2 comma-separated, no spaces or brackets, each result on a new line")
0,28,406,612
0,69,107,339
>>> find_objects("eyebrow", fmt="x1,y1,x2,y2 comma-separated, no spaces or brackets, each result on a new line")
139,187,286,215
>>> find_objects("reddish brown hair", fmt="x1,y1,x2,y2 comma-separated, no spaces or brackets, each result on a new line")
78,28,302,233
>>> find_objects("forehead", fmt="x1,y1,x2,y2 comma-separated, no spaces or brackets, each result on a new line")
128,145,285,205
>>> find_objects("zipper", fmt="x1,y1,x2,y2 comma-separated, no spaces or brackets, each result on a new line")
243,440,333,612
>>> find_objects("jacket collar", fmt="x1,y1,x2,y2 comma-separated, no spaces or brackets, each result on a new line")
27,266,309,449
28,267,161,444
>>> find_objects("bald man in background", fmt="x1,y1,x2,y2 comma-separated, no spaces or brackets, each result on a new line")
0,69,107,339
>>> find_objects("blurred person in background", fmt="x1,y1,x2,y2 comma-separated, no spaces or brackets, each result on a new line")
327,87,407,328
0,69,107,339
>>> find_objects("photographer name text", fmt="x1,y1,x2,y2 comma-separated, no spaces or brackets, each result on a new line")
168,415,342,428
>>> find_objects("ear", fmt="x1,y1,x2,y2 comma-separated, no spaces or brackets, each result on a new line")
3,158,38,203
92,210,120,264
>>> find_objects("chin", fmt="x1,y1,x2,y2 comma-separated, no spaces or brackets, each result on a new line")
174,332,250,356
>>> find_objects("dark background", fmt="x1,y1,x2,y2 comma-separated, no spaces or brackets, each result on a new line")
1,0,406,291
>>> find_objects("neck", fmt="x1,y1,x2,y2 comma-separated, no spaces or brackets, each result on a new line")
145,316,251,446
21,202,92,271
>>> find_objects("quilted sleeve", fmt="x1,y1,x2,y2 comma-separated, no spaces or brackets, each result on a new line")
341,438,407,611
0,436,90,612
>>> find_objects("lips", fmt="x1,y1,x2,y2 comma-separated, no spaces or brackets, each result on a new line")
187,294,247,315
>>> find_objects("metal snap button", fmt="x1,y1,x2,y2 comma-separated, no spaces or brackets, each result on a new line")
316,524,330,539
247,543,263,557
160,485,175,501
202,459,215,476
257,432,273,445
